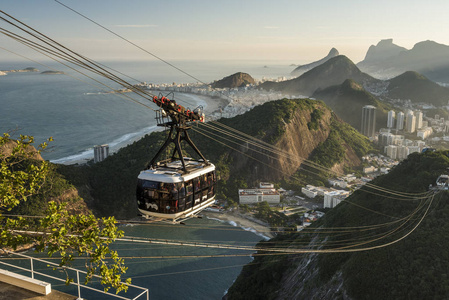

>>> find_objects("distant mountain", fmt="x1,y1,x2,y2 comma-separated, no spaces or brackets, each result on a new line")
312,79,390,131
385,71,449,106
211,72,255,88
261,55,380,96
291,48,339,77
358,39,449,82
361,39,407,63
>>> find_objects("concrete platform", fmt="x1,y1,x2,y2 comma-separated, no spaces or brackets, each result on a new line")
0,281,76,300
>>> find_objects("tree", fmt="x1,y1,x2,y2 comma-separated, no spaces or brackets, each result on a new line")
0,133,130,293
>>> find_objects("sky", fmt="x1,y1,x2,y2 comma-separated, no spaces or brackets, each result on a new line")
1,0,449,64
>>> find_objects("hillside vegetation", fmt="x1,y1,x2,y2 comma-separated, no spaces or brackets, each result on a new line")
58,98,373,219
312,79,392,131
386,71,449,106
227,151,449,299
0,138,89,217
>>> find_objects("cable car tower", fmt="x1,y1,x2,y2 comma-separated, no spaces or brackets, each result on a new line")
147,93,209,173
136,93,216,223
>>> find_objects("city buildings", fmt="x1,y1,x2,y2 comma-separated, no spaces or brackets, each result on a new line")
361,105,376,137
387,110,395,128
396,111,405,130
238,189,280,204
416,110,423,129
405,110,416,133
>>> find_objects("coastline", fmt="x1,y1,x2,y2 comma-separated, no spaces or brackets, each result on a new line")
201,210,274,240
51,92,229,165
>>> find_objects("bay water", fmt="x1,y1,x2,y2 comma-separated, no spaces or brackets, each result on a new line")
0,59,290,298
0,59,294,163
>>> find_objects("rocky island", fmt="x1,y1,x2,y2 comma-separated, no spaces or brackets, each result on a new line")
41,70,64,75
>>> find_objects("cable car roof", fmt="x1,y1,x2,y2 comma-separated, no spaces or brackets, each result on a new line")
138,159,215,183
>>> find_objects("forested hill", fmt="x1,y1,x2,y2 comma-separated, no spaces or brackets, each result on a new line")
227,151,449,300
211,72,255,88
57,98,373,219
312,79,391,132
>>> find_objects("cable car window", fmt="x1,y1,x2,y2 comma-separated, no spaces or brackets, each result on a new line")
141,180,160,189
178,182,186,212
194,178,201,192
185,180,193,209
201,175,209,190
170,183,179,201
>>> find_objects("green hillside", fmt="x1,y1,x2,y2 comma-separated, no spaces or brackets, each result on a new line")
227,150,449,299
57,98,373,219
313,79,391,131
386,71,449,106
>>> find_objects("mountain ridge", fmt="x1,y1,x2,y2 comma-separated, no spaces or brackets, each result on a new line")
291,48,340,77
357,39,449,82
262,55,379,97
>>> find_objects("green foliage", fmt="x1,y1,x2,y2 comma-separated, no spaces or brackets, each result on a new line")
0,133,51,210
307,109,323,130
0,133,130,293
310,130,345,168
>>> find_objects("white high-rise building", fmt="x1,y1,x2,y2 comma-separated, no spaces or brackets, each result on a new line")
385,145,398,159
387,110,395,128
397,146,409,160
406,111,416,133
415,110,423,129
94,144,109,163
396,112,405,130
361,105,376,137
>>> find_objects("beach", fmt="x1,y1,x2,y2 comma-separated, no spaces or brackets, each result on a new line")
202,210,274,240
51,91,229,165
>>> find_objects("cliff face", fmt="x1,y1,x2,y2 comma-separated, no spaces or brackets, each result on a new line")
218,99,370,185
0,139,43,161
1,138,90,216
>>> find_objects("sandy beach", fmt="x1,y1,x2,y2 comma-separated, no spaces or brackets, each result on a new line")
201,210,274,240
173,92,230,115
56,92,229,165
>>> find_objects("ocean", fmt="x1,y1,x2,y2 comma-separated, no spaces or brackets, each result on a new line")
0,59,294,163
0,59,291,299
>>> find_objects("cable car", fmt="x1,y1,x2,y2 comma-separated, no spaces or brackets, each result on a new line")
136,94,216,222
137,159,216,221
436,174,449,190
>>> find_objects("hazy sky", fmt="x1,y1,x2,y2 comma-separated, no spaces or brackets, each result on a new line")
1,0,449,64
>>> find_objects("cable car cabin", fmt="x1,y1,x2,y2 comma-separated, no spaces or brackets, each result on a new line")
136,159,216,221
436,174,449,190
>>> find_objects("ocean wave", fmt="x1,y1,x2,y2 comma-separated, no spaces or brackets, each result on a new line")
50,124,159,164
